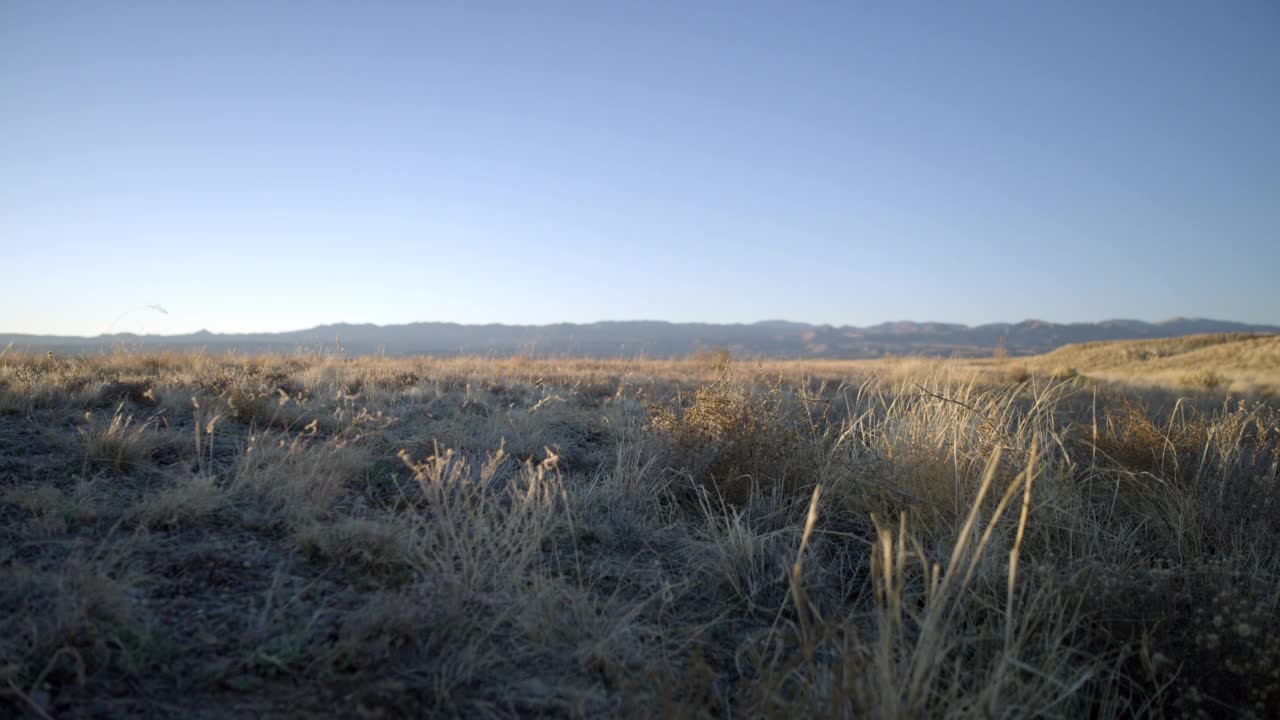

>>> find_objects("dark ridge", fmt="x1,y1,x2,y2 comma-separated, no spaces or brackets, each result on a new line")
3,318,1277,359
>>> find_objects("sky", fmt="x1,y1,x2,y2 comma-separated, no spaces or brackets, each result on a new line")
2,1,1278,336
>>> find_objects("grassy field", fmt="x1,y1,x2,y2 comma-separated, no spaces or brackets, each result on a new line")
2,344,1279,717
966,333,1280,396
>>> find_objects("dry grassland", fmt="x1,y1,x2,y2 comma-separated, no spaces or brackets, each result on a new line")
969,333,1280,395
1,344,1279,717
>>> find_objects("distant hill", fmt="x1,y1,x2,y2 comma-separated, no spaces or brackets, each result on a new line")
2,318,1277,359
1017,333,1280,393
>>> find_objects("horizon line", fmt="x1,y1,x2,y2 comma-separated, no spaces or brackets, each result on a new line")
3,315,1278,340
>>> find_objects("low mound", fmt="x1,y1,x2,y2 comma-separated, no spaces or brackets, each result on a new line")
1025,333,1280,393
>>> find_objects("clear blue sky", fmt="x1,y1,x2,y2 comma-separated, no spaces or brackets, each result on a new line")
3,1,1278,336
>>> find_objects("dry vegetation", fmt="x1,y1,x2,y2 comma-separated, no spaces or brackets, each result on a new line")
1,348,1279,718
974,333,1280,396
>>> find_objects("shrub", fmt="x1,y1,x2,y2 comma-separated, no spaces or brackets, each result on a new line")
1090,397,1211,485
648,375,816,503
1006,364,1031,383
1049,366,1079,381
1180,368,1226,390
96,378,158,408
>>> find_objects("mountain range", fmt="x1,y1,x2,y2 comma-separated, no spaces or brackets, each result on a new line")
4,318,1277,359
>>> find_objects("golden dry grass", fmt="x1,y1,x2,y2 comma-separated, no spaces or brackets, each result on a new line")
983,332,1280,394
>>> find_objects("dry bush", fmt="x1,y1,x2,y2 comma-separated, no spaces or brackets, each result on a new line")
1089,398,1276,492
1090,396,1212,481
1005,364,1032,383
1180,368,1226,390
94,378,158,408
648,374,818,503
1049,366,1079,381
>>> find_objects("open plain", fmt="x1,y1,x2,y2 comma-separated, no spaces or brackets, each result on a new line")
2,337,1279,717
